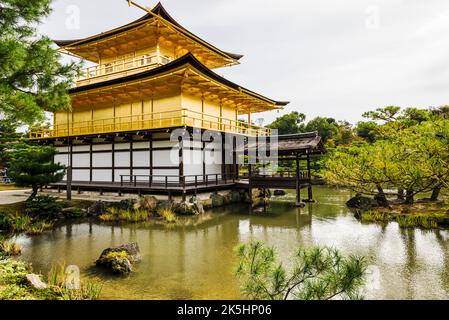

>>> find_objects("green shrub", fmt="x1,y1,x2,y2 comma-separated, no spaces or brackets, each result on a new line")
26,196,63,220
62,207,87,218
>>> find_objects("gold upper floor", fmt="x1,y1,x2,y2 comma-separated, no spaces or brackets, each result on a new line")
58,2,242,87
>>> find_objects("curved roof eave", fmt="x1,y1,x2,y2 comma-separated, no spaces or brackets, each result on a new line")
69,53,289,107
54,2,243,62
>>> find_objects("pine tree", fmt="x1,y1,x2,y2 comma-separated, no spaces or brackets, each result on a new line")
0,0,79,125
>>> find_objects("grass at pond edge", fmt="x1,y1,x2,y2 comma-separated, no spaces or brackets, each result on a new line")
360,208,449,229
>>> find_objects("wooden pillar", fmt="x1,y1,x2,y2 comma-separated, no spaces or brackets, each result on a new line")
202,139,206,182
233,135,237,181
295,154,301,207
67,140,72,201
248,162,253,205
111,139,115,183
89,142,93,183
179,135,184,180
307,153,313,202
130,139,134,177
221,132,225,180
149,134,153,184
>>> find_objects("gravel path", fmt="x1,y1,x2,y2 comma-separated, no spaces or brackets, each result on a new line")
0,190,31,205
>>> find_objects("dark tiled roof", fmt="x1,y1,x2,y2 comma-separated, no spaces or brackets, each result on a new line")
69,53,289,107
242,132,326,155
54,2,243,61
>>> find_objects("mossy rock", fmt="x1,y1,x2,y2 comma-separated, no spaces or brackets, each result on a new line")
136,196,158,212
156,200,173,211
87,201,107,216
230,191,243,203
211,193,225,207
96,243,141,275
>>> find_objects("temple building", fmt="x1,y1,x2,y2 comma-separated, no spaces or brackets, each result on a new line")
30,2,323,201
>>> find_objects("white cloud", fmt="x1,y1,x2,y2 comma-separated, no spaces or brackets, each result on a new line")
39,0,449,124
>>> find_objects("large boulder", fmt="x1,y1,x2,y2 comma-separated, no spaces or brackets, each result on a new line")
117,199,136,211
177,196,205,215
230,190,243,203
137,196,158,212
211,193,225,207
26,274,47,290
346,194,378,210
87,201,107,216
96,243,141,275
273,190,286,196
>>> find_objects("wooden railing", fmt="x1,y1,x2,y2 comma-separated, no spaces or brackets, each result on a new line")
120,173,237,189
77,54,171,86
29,108,270,139
240,170,310,180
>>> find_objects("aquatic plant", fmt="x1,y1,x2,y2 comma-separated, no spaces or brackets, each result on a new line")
360,210,390,223
7,212,31,232
0,237,22,256
98,207,151,223
25,220,53,236
47,262,102,300
158,208,176,223
396,214,440,229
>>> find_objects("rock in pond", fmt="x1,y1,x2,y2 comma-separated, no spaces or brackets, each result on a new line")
346,194,378,210
26,274,48,290
273,190,286,196
96,243,141,275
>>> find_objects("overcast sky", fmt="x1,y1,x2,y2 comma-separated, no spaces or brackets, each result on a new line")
39,0,449,125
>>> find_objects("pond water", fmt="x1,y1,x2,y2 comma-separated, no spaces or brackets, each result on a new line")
15,186,449,300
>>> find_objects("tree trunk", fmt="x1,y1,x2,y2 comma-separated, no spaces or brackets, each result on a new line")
28,185,39,201
405,189,414,205
431,184,442,202
376,185,389,207
397,188,405,201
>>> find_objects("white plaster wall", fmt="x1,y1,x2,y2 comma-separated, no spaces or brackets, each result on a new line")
133,141,149,149
183,140,202,148
114,152,130,167
183,149,203,182
92,153,112,167
56,147,69,153
72,145,90,152
54,154,69,166
133,169,151,183
92,170,112,182
114,169,130,182
115,143,130,150
92,144,112,151
72,153,90,167
133,151,150,167
153,150,179,166
152,140,178,148
152,169,179,182
73,169,90,181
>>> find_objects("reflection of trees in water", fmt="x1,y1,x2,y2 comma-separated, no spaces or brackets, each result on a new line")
399,228,417,299
434,230,449,294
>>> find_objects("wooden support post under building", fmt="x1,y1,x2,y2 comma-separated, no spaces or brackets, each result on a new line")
306,153,314,203
295,154,301,207
248,162,253,205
